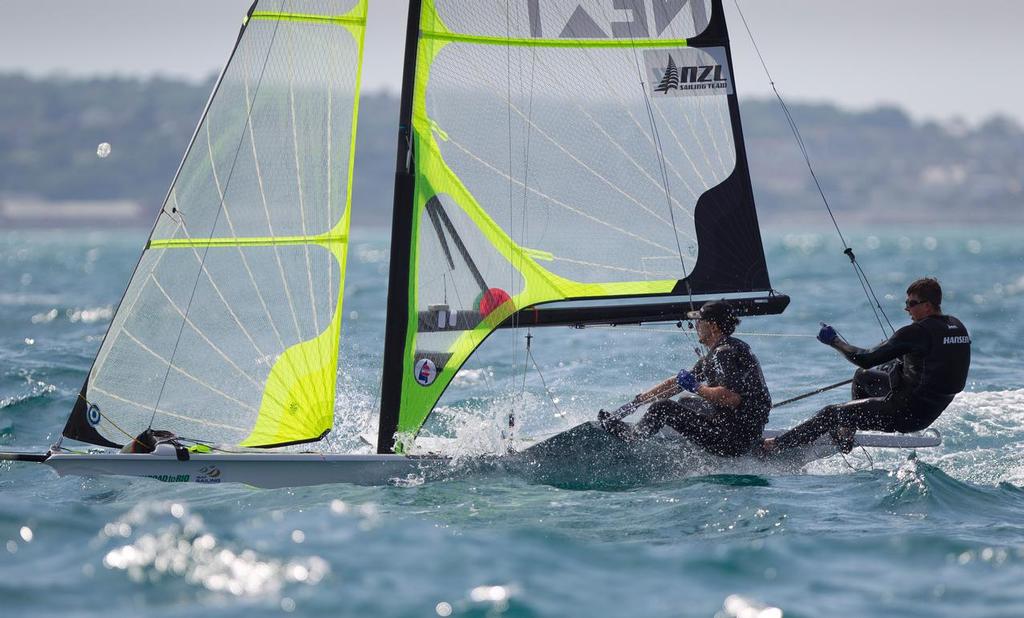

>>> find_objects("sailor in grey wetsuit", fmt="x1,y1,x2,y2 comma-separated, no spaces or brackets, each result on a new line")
768,277,971,453
601,301,771,457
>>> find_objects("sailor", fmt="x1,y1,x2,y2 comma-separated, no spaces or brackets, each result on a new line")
600,301,771,456
765,277,971,454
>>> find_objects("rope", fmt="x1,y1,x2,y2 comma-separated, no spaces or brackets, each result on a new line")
732,1,894,338
525,332,564,420
840,445,875,471
771,378,852,409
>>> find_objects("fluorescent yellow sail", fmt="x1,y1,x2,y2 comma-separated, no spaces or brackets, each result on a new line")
70,0,368,449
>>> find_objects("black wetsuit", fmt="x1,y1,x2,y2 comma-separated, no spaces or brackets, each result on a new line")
774,314,971,451
609,336,771,456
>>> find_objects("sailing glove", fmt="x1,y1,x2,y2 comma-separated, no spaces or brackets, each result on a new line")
676,369,699,393
817,323,838,345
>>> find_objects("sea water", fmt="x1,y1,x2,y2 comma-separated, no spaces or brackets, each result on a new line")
1,227,1023,617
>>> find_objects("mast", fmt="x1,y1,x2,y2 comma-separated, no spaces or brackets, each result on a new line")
377,0,424,454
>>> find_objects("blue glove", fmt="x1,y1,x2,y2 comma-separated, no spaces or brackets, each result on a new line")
676,369,700,393
817,323,838,345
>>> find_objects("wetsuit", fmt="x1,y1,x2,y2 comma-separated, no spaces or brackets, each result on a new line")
609,336,771,456
774,314,971,451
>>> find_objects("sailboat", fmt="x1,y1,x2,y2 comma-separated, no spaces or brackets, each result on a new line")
2,0,938,488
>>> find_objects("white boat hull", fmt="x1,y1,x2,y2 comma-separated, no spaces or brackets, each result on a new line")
31,423,942,489
44,452,452,488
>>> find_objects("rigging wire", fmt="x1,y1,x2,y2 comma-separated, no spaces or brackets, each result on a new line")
505,3,541,438
620,14,703,370
731,0,895,338
583,323,815,338
625,23,696,312
524,330,564,420
504,1,518,441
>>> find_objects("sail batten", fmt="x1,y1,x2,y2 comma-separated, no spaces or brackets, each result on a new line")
248,11,367,27
419,31,690,48
64,0,368,449
148,234,347,249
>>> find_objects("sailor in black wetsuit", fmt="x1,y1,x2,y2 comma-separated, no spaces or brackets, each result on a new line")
767,277,971,454
600,301,771,457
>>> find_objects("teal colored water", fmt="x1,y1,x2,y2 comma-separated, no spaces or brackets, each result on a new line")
2,227,1023,617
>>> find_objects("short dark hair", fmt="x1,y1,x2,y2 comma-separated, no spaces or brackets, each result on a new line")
694,300,740,335
907,277,942,309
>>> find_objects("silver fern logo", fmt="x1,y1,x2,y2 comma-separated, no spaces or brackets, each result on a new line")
654,54,727,93
645,47,734,97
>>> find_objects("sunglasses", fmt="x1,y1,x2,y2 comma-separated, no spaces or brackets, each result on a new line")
905,298,928,309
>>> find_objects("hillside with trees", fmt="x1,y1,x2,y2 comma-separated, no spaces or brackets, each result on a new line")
2,73,1021,227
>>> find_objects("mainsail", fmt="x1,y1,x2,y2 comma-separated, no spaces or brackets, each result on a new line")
379,0,777,451
64,0,368,448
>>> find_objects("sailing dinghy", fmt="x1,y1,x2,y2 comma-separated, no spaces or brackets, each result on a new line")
2,0,939,488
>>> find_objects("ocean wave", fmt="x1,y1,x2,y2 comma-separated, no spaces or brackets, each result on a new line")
928,389,1024,486
878,457,1024,527
0,381,57,411
938,389,1024,439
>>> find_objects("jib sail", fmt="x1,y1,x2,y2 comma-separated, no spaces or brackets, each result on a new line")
64,0,368,448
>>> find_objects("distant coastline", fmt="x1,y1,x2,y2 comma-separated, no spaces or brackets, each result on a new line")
2,73,1022,229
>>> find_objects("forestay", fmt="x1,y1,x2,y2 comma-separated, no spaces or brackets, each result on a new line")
379,0,774,450
64,0,368,449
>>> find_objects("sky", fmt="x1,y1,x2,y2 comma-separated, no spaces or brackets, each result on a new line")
1,0,1022,124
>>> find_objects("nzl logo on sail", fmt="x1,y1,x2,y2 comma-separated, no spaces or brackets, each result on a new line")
654,56,727,93
643,47,734,97
525,0,709,39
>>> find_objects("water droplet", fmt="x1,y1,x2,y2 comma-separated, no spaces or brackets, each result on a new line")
170,503,185,519
280,597,296,612
96,142,111,158
19,526,33,542
435,601,453,616
289,564,309,582
470,585,509,603
291,529,305,544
